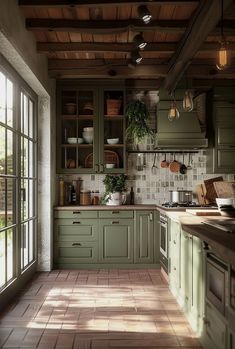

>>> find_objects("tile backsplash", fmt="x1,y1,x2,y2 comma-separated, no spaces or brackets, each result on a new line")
58,151,235,205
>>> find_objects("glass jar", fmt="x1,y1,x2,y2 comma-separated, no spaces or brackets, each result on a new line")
80,190,91,205
92,191,100,205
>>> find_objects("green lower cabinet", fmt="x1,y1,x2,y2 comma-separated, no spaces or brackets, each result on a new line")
202,302,227,349
169,220,180,297
229,330,235,349
99,219,134,263
134,211,154,263
54,218,98,241
179,230,192,313
55,241,98,265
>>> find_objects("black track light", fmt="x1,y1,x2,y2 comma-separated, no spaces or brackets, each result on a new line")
137,5,152,24
131,50,142,64
133,33,147,49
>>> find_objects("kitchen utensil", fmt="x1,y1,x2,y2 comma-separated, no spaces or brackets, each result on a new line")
187,153,192,170
179,153,187,174
169,154,180,173
143,153,147,168
213,181,235,198
160,154,169,168
107,138,119,144
136,153,143,171
152,153,158,172
204,176,223,203
169,190,193,203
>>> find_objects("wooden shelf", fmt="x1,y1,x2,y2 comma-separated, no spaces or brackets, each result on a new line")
104,144,124,148
62,115,95,120
104,115,124,120
62,144,93,148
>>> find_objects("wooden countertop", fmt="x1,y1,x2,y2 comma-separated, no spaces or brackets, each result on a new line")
180,215,235,265
54,204,156,210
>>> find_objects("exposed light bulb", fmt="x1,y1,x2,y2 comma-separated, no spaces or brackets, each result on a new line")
216,43,228,70
168,101,180,121
183,91,194,112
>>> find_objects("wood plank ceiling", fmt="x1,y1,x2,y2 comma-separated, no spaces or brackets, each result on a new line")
19,0,235,91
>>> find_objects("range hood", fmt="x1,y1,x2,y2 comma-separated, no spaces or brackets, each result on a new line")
156,93,208,149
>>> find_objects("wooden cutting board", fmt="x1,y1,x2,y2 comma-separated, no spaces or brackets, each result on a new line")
204,176,223,203
213,181,235,198
186,209,221,216
195,184,210,205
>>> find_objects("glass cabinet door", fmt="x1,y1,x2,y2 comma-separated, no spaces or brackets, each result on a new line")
99,88,126,173
58,87,99,173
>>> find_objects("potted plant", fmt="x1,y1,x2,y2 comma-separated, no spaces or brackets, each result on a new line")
125,99,154,149
102,174,128,205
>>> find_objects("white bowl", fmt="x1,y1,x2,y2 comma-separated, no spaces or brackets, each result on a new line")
82,133,93,144
67,137,77,144
105,163,115,169
107,138,119,145
77,138,83,144
216,197,235,208
83,127,93,132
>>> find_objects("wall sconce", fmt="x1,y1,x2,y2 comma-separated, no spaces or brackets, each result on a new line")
216,0,229,70
183,91,194,112
131,50,142,64
133,33,147,49
137,5,152,24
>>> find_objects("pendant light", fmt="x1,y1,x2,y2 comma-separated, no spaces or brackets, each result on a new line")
168,93,180,121
216,0,229,70
183,91,194,112
137,5,152,24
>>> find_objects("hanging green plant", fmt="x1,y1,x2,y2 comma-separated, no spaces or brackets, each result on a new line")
125,100,154,145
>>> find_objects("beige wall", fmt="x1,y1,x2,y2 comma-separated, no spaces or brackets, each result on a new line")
0,0,56,271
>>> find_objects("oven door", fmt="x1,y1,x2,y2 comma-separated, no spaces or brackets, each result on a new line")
206,253,228,316
160,217,168,258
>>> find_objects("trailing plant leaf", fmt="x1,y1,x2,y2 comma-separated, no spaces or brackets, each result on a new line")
101,174,128,204
125,100,154,145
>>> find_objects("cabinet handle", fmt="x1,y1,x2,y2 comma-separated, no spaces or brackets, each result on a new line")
173,240,176,245
203,318,210,326
73,221,81,224
149,212,153,221
100,164,104,172
72,242,81,246
112,211,120,214
173,267,177,271
95,164,99,173
73,211,81,214
112,221,119,224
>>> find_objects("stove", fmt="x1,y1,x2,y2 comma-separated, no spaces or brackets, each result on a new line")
161,202,212,208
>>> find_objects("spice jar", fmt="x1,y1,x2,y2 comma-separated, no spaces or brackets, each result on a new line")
80,190,91,205
92,191,100,205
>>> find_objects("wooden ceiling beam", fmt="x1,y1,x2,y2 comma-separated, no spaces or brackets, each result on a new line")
163,0,234,92
25,18,235,35
19,0,199,8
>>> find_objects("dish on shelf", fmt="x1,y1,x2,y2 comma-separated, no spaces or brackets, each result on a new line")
77,138,83,144
64,103,76,115
105,163,116,169
107,138,119,145
83,102,94,115
83,127,93,132
66,159,76,168
82,132,93,144
67,137,77,144
85,150,119,168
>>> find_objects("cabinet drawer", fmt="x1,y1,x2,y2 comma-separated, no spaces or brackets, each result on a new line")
55,210,98,219
55,219,98,241
204,302,227,349
99,210,133,219
54,241,98,264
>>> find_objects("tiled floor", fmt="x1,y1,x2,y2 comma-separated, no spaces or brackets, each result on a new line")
0,269,203,348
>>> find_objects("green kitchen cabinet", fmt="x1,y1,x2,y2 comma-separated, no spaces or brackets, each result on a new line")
99,218,134,263
134,211,154,263
168,219,181,297
54,241,98,266
57,80,126,174
154,210,160,264
229,330,235,349
179,229,192,314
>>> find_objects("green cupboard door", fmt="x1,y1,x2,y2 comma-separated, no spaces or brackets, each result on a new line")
134,211,154,264
154,210,160,263
190,235,204,333
229,331,235,349
99,219,133,263
179,230,192,314
169,219,180,295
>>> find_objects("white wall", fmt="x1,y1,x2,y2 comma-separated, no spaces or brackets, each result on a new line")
0,0,55,271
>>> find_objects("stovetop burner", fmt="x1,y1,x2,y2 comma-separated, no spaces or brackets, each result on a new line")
161,201,211,208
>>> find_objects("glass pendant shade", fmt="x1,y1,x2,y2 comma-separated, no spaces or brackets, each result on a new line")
183,91,194,111
168,102,180,121
216,43,228,70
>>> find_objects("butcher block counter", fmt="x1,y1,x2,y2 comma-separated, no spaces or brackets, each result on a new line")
180,214,235,265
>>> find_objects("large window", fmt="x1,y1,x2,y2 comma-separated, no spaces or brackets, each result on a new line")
0,61,37,291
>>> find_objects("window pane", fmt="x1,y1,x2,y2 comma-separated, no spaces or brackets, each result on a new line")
0,230,6,288
29,140,34,178
0,126,5,174
6,79,13,127
21,92,23,133
23,138,28,178
21,222,29,269
24,95,28,136
6,178,14,227
0,178,6,229
29,220,34,263
29,100,34,139
21,180,28,221
7,229,13,281
7,130,13,175
0,72,6,124
29,179,34,218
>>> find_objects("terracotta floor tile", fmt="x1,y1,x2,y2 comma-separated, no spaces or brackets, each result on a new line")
0,269,202,349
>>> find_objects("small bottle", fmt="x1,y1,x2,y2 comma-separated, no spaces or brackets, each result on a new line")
92,191,100,205
59,177,65,206
130,187,135,205
68,185,76,205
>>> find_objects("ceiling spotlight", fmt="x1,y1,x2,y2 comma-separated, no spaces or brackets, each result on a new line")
133,33,147,49
131,50,142,64
138,5,152,24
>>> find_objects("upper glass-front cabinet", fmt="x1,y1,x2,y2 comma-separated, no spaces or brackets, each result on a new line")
57,81,125,174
